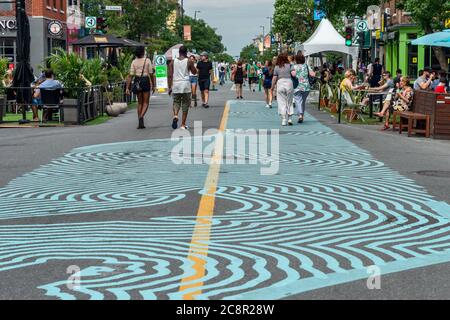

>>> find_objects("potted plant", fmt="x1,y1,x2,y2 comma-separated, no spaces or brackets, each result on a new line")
319,83,329,108
45,49,87,124
0,57,9,121
328,84,339,113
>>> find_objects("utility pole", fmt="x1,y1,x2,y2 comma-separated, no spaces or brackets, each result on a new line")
194,10,200,20
180,0,184,38
260,25,265,55
267,16,273,34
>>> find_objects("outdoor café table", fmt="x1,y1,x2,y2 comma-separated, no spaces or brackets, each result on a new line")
366,92,384,118
351,89,384,119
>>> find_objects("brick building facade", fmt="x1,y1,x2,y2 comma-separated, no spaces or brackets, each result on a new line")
0,0,68,74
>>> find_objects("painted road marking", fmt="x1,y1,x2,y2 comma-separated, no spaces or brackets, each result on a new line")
178,102,230,300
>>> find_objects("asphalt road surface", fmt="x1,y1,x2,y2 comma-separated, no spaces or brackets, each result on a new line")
0,83,449,300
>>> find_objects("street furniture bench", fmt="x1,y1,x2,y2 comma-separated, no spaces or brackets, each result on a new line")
398,112,431,138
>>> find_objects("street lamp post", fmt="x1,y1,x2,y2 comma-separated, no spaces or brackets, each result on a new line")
180,0,184,38
260,25,265,55
194,10,201,20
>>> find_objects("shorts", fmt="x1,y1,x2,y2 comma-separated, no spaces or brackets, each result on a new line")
234,78,243,85
190,76,198,84
133,76,151,93
249,77,258,84
173,93,192,113
263,80,272,89
199,78,211,91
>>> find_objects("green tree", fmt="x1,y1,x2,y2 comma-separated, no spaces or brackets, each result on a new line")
273,0,316,45
240,44,259,62
181,17,225,54
212,53,235,64
318,0,379,22
397,0,450,70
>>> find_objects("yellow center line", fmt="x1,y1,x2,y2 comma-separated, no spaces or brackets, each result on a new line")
178,102,230,300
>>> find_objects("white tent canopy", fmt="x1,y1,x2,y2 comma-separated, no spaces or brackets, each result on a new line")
298,19,358,69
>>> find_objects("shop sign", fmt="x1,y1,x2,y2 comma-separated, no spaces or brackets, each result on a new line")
183,25,191,41
48,21,64,37
0,19,16,31
375,30,381,40
412,57,418,64
387,32,396,40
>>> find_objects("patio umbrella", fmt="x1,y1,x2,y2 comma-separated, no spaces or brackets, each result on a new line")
119,38,147,47
108,48,119,67
71,34,126,47
411,29,450,48
165,44,183,60
12,0,34,121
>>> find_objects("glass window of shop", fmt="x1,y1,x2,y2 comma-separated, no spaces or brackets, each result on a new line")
47,38,66,54
0,38,16,65
425,46,450,75
407,34,418,78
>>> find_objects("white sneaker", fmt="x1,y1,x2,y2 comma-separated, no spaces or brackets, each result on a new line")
265,104,270,109
288,117,293,125
281,119,287,126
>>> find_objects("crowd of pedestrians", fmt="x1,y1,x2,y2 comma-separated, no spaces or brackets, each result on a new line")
123,44,450,132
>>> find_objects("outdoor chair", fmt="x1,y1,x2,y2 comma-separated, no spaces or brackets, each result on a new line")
6,88,17,114
39,89,63,124
342,90,365,123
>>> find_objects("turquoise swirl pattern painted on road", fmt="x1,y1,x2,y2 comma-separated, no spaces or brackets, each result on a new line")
0,100,450,299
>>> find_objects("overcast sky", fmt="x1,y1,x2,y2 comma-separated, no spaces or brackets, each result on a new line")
183,0,275,57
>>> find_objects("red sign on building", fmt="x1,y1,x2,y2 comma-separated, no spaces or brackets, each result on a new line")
184,25,191,41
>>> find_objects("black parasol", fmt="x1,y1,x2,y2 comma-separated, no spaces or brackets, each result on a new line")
108,48,118,67
12,0,34,121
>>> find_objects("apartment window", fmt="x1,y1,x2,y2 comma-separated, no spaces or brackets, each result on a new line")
60,0,64,11
0,38,16,65
0,0,13,11
53,0,57,9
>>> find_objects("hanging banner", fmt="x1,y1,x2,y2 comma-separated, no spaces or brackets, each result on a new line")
183,25,192,41
264,34,271,48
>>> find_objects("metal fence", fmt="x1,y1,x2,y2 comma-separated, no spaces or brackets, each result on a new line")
0,81,128,125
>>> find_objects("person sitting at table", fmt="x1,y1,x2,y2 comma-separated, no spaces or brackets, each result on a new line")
375,76,413,131
434,77,448,94
360,71,395,107
33,69,63,121
340,69,365,94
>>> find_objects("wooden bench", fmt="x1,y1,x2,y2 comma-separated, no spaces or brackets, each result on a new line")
398,111,430,138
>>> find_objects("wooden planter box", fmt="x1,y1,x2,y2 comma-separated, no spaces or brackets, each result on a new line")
413,90,450,139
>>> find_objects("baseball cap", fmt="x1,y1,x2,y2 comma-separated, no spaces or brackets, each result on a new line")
200,51,208,57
